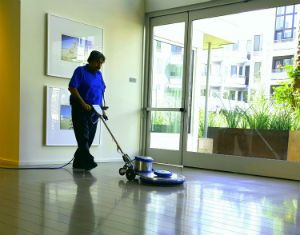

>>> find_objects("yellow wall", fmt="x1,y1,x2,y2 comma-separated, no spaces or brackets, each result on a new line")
0,0,20,165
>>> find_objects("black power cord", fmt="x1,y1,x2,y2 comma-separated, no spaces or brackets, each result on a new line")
0,157,74,170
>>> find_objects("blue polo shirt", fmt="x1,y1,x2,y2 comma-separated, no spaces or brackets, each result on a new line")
69,65,106,106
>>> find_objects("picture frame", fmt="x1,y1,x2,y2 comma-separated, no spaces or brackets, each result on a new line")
47,14,103,78
46,86,101,146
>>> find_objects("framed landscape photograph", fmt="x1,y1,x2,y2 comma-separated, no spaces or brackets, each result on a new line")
46,86,101,146
47,14,103,78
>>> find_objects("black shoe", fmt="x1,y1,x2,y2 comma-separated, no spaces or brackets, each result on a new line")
73,158,85,170
73,159,97,171
85,161,98,171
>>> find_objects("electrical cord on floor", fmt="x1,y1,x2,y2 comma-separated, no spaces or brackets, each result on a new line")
0,157,74,170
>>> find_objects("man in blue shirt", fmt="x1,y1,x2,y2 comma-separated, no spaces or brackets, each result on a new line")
69,50,106,170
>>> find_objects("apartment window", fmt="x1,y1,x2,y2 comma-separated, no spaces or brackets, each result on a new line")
156,41,161,51
242,91,248,102
246,40,252,60
238,91,243,101
231,65,237,77
253,35,262,51
229,90,236,100
232,41,239,51
274,5,296,41
245,66,250,85
272,55,293,72
210,88,221,98
254,62,261,81
171,45,182,54
166,64,183,77
246,40,252,52
223,90,236,100
238,65,243,76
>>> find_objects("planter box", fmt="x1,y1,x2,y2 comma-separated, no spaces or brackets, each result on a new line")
207,127,289,160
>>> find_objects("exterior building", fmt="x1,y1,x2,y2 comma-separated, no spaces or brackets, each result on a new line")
200,5,300,107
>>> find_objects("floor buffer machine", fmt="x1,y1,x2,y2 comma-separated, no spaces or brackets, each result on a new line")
94,106,185,186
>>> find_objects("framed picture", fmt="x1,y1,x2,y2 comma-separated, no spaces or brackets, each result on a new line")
47,14,103,78
46,86,101,146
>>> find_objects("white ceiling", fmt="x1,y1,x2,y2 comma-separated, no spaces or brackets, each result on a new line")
145,0,211,12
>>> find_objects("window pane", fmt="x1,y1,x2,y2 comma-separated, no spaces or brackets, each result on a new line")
238,65,243,76
285,5,294,14
276,6,285,15
150,111,181,150
246,40,252,52
156,41,161,51
254,62,261,81
283,57,293,66
285,15,293,28
187,4,300,163
231,65,237,76
254,35,261,51
275,31,283,40
284,29,292,39
151,23,185,108
232,42,239,50
275,16,284,30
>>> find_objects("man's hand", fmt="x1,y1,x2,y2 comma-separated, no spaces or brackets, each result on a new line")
82,103,92,112
102,111,108,121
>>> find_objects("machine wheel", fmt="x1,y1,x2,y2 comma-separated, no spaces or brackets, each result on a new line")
119,168,126,176
126,168,136,181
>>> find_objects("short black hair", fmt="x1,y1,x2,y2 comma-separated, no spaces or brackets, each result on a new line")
87,50,105,63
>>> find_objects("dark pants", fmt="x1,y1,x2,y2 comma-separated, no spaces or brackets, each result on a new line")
71,100,98,165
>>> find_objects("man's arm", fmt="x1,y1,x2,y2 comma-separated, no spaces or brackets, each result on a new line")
68,87,91,112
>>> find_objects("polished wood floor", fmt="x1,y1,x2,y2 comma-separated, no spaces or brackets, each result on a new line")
0,162,299,235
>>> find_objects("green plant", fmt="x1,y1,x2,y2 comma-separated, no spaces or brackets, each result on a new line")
198,110,225,138
272,65,300,109
239,115,249,129
151,112,181,133
152,113,168,125
220,108,242,128
272,81,294,107
269,110,293,131
242,98,271,130
285,65,300,80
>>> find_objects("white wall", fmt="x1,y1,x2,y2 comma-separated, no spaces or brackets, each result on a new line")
20,0,144,165
145,0,210,12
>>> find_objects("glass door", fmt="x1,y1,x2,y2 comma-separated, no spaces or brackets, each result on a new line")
182,3,300,180
145,13,188,165
145,1,300,180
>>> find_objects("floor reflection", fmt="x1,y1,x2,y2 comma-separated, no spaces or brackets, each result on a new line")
68,170,96,235
0,163,298,235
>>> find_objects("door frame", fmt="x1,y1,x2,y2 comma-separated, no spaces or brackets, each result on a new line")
143,12,189,165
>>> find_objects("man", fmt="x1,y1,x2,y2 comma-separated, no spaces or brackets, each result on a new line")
69,50,106,170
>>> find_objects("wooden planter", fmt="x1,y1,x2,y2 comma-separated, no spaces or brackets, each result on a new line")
207,127,289,160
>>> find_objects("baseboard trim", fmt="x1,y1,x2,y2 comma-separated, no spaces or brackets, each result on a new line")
0,158,18,166
19,158,123,166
